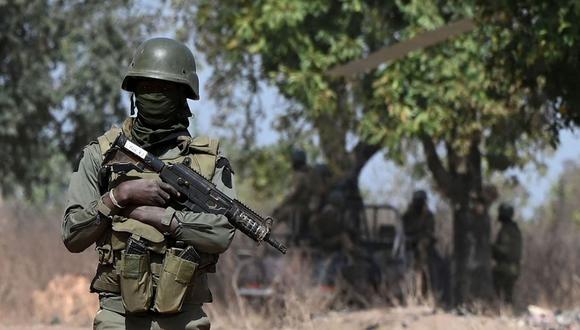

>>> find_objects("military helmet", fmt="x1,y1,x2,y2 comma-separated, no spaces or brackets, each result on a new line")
291,149,307,168
412,190,428,202
498,202,514,219
122,38,200,100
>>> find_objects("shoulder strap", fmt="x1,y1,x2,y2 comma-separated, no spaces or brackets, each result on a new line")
95,126,123,194
180,135,220,180
185,136,220,155
97,126,123,157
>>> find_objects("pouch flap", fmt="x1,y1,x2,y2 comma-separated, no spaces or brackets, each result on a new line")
164,253,198,284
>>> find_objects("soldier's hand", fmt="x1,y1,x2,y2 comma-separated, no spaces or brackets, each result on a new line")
120,206,177,234
115,179,179,207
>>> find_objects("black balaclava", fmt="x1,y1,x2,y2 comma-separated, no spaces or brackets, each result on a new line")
131,88,190,147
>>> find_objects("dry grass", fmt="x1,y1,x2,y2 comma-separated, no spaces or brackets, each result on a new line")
0,200,96,325
206,248,338,330
516,219,580,308
0,199,578,328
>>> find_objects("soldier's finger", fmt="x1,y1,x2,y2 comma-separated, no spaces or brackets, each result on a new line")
159,182,180,197
158,190,171,201
152,195,166,206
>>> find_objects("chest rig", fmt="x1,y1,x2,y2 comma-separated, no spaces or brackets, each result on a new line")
90,123,220,311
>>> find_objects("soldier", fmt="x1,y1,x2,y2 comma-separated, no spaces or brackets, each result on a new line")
402,190,435,296
62,38,236,329
310,190,354,254
492,203,522,304
309,190,377,300
274,149,318,244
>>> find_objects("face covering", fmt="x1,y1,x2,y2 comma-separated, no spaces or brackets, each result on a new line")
131,90,190,147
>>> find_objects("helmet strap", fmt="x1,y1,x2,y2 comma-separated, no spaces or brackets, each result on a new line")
130,93,135,116
184,100,192,118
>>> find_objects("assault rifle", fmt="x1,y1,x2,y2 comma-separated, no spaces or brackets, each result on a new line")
105,134,287,254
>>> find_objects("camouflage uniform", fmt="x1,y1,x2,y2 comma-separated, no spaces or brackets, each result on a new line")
62,38,236,329
492,203,522,304
402,190,435,296
402,191,435,267
275,150,320,244
310,190,353,253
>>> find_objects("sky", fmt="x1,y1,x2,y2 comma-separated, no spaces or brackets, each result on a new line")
186,65,580,219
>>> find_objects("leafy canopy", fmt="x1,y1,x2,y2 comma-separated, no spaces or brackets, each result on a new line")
480,0,580,126
187,0,570,191
183,0,405,195
367,0,559,175
0,0,160,198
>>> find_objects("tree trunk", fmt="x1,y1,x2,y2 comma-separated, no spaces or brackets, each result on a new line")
452,196,494,305
422,135,493,306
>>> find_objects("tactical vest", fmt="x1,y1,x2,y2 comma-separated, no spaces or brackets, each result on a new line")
90,122,220,313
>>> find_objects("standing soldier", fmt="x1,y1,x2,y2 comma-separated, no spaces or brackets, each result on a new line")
62,38,236,329
274,149,318,245
402,190,435,296
492,203,522,304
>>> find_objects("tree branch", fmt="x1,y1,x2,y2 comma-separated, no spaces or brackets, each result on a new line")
467,135,482,192
445,127,459,176
421,134,452,196
351,141,381,176
445,141,459,176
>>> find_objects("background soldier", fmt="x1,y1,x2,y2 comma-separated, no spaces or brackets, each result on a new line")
402,190,435,296
492,203,523,304
274,149,319,245
62,38,236,329
309,189,378,305
310,190,354,254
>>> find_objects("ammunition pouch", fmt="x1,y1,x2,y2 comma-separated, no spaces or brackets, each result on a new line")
153,248,199,313
119,249,153,313
92,228,213,314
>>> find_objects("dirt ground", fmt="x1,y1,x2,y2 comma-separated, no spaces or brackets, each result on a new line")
210,306,527,330
0,306,526,330
285,307,524,330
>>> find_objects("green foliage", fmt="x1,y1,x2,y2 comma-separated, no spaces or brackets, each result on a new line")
227,142,293,202
479,0,580,126
182,0,406,186
188,0,569,189
0,1,160,197
186,1,578,302
364,0,562,176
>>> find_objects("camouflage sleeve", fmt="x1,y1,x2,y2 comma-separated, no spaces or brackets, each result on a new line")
62,143,109,253
281,171,307,206
492,226,511,261
166,157,236,254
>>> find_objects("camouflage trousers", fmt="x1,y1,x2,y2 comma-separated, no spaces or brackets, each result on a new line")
93,305,210,330
493,269,517,304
